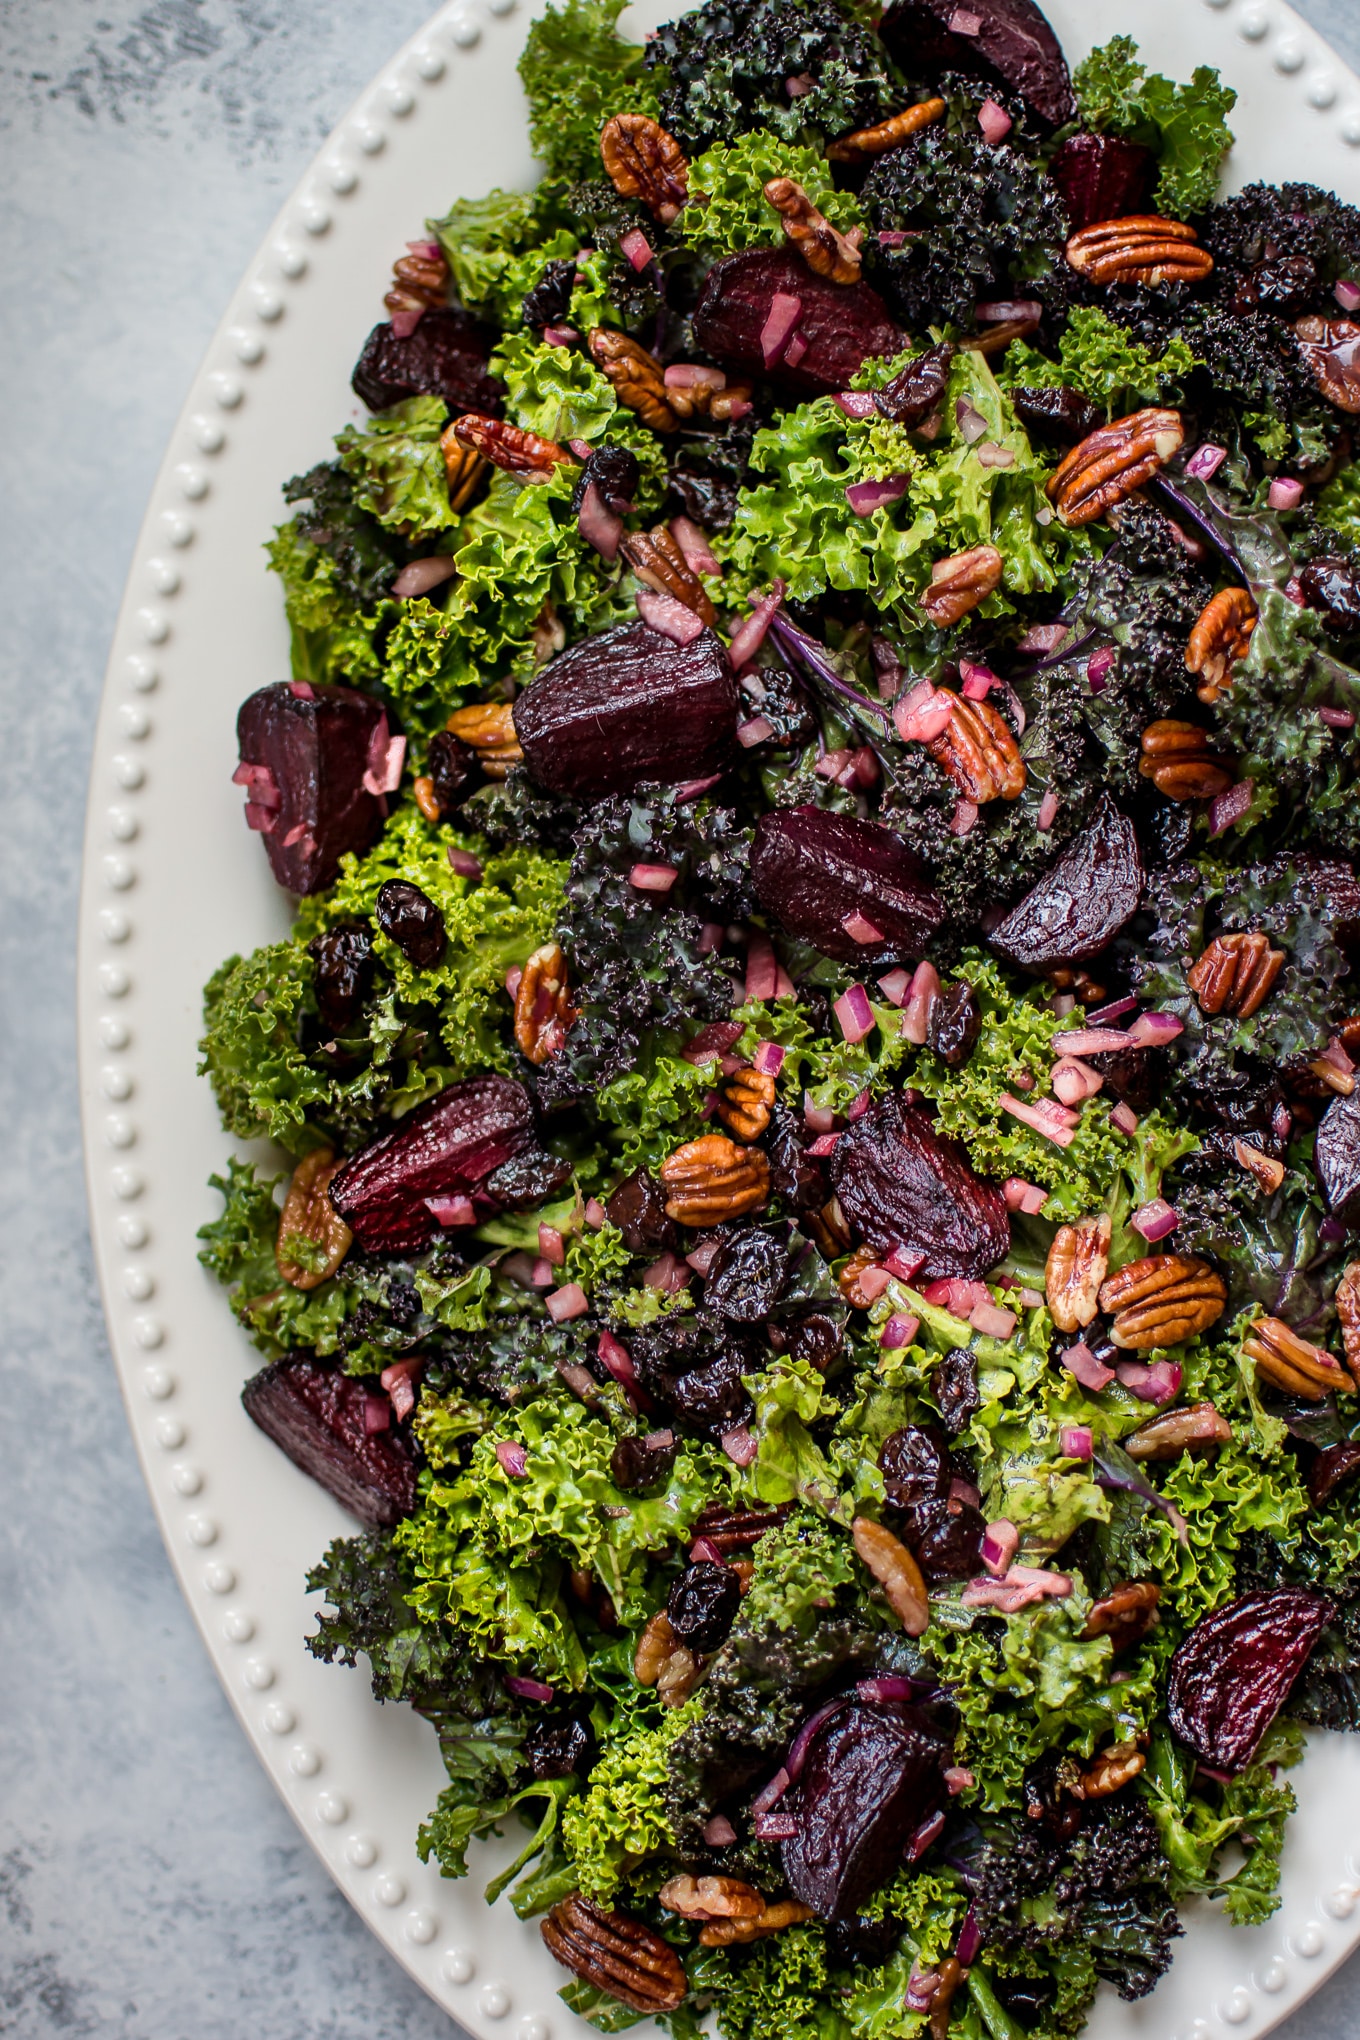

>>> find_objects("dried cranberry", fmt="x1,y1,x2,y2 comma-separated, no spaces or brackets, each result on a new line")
830,1091,1009,1280
570,446,640,519
328,1074,535,1254
666,1346,754,1437
668,1561,742,1650
934,1349,982,1435
877,0,1076,126
351,307,502,416
485,1148,573,1209
1309,1440,1360,1508
915,1499,985,1581
1048,133,1153,232
703,1229,790,1322
785,1308,844,1374
989,796,1143,969
309,922,375,1033
1299,556,1360,634
692,249,904,399
606,1169,680,1254
879,1425,953,1514
241,1357,418,1529
521,258,578,332
610,1432,679,1491
524,1713,596,1780
1084,1045,1162,1113
1167,1587,1335,1773
751,807,946,965
375,879,446,969
237,683,388,896
926,980,980,1067
426,730,479,814
632,1317,758,1440
783,1698,950,1919
875,343,955,427
1011,384,1102,445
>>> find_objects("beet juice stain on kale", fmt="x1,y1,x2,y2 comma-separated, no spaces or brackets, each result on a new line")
198,0,1360,2034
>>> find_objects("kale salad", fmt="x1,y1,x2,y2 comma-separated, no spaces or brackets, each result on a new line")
198,0,1360,2033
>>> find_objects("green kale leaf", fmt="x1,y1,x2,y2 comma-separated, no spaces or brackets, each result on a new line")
683,135,864,262
336,394,459,539
518,0,659,186
1073,37,1236,216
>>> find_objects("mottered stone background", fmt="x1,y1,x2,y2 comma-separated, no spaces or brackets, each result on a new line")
2,1,1360,2034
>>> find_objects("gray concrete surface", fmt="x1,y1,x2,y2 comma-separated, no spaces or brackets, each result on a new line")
4,1,1360,2035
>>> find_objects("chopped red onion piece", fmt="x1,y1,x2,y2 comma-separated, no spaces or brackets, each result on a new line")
877,967,912,1007
643,1252,691,1295
877,228,909,248
906,1966,941,2012
362,732,406,797
907,1811,946,1860
686,1239,722,1277
804,1095,837,1134
1002,1176,1042,1213
970,1299,1017,1338
1086,994,1139,1026
584,1197,607,1230
959,660,996,700
1127,1010,1183,1047
976,440,1016,469
495,1439,529,1477
689,1535,726,1567
1016,621,1070,655
243,802,279,834
785,71,815,97
537,1222,566,1268
1110,1100,1140,1135
703,1815,737,1846
424,1194,477,1228
833,391,879,419
785,1697,853,1782
670,515,720,577
1337,279,1360,312
1060,1425,1093,1461
923,1277,990,1316
504,1674,554,1702
894,679,955,744
1185,441,1228,482
392,556,458,597
629,860,680,892
950,799,979,836
1209,778,1254,838
805,1131,840,1156
834,982,876,1043
577,479,624,561
620,227,654,272
883,1247,926,1282
1086,647,1116,692
636,588,705,645
974,299,1041,323
955,397,988,444
597,1330,639,1396
845,1089,871,1122
881,1312,920,1349
954,1906,983,1969
380,1357,423,1421
288,680,316,699
856,1265,890,1302
1116,1359,1183,1405
1051,1057,1104,1107
841,909,886,945
447,846,483,881
744,932,780,1003
753,1809,800,1840
1031,786,1059,833
697,920,724,956
752,1040,785,1076
945,1766,975,1796
363,1393,391,1434
1268,476,1305,510
736,714,775,748
751,1767,791,1816
980,1518,1019,1576
760,292,803,368
665,363,727,391
505,965,523,999
543,324,579,348
815,747,854,782
1321,705,1357,729
1061,1340,1116,1391
545,1283,590,1322
900,959,942,1046
845,473,910,516
783,332,809,368
728,580,785,670
721,1424,758,1467
1001,1090,1077,1146
1132,1196,1180,1242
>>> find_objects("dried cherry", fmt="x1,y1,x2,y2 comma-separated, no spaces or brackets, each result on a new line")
926,980,981,1067
915,1499,985,1580
1166,1587,1335,1772
1299,557,1360,634
610,1432,679,1491
524,1712,596,1780
751,807,945,965
668,1561,742,1650
1308,1440,1360,1508
309,922,375,1034
571,446,640,518
989,796,1143,970
879,1424,953,1514
875,343,955,428
351,307,502,416
934,1349,982,1435
1011,385,1101,445
703,1228,790,1322
766,1102,828,1213
606,1169,680,1254
1316,1090,1360,1229
375,879,446,969
785,1308,844,1374
426,730,479,814
830,1091,1009,1279
485,1148,573,1210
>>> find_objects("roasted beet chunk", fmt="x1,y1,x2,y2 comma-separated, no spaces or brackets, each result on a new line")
328,1074,535,1254
351,307,502,416
235,684,389,896
831,1091,1009,1279
877,0,1076,126
514,622,739,801
309,922,375,1033
1167,1587,1334,1773
242,1356,418,1529
751,807,945,965
668,1561,742,1650
989,797,1143,970
692,249,904,399
1048,133,1155,232
1316,1090,1360,1229
783,1698,950,1919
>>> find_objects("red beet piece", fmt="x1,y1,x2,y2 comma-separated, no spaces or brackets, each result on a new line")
831,1089,1009,1279
514,621,738,800
692,250,904,399
783,1699,949,1919
236,683,389,896
751,807,945,963
1049,133,1155,233
1167,1588,1334,1773
351,307,503,416
242,1356,418,1529
878,0,1076,127
1317,1089,1360,1230
329,1075,535,1254
989,796,1142,970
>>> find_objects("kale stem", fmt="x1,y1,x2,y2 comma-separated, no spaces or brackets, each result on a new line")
767,613,893,735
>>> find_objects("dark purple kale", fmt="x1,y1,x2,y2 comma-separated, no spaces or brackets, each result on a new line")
666,412,761,534
1200,182,1360,305
351,308,503,416
282,462,405,609
646,0,895,153
521,257,578,331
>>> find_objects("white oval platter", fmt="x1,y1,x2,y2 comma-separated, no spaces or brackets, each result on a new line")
77,0,1360,2034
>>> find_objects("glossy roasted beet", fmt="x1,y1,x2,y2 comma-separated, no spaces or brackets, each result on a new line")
521,258,578,332
241,1356,418,1529
485,1148,573,1210
668,1561,742,1650
309,922,375,1033
782,1699,950,1919
1011,384,1102,445
1309,1439,1360,1508
426,730,479,814
915,1499,986,1580
879,1424,953,1514
351,307,502,416
878,0,1076,126
831,1091,1009,1279
236,684,389,896
571,446,640,518
875,343,955,428
328,1074,535,1254
1166,1587,1334,1773
926,981,981,1067
1299,556,1360,634
524,1712,596,1780
703,1229,790,1322
692,249,904,399
514,622,739,801
1048,133,1154,232
375,879,446,968
606,1168,680,1254
1316,1090,1360,1229
610,1431,679,1491
934,1349,982,1435
751,807,945,965
786,1308,844,1374
989,796,1143,970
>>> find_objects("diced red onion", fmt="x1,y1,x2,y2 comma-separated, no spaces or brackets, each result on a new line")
956,397,988,444
1086,647,1116,693
785,70,816,96
1060,1424,1093,1461
577,479,623,562
721,1425,758,1467
745,932,780,1003
842,909,886,945
244,802,279,834
878,967,912,1007
232,760,279,796
495,1439,529,1477
852,1265,887,1302
682,1021,745,1065
545,1283,590,1322
447,846,483,882
406,239,441,261
1325,1035,1356,1076
1127,1010,1183,1047
1132,1197,1180,1242
505,965,523,1000
1321,705,1357,729
636,588,704,645
1001,1090,1077,1146
736,715,775,747
643,1252,691,1295
975,94,1012,140
752,1041,785,1076
951,1478,981,1510
894,679,955,744
900,959,942,1046
362,732,406,797
724,397,754,422
532,1256,560,1289
1209,779,1255,838
975,299,1040,324
1051,1057,1104,1107
543,325,579,348
690,1536,726,1567
784,333,808,369
845,1089,871,1122
959,660,996,700
629,861,679,892
670,515,721,577
392,556,458,597
944,1766,975,1796
760,292,803,369
950,799,979,836
1002,1176,1044,1214
1110,1101,1140,1135
1185,441,1228,482
906,1966,940,2012
1336,280,1360,312
380,1357,423,1422
906,1810,946,1860
537,1222,566,1268
877,228,909,248
753,1809,800,1840
584,1197,606,1230
954,1906,983,1969
804,1095,837,1134
504,1674,554,1703
620,227,654,272
288,680,316,699
728,580,785,671
686,1240,722,1278
424,1193,477,1228
785,1696,852,1781
1268,476,1305,510
1061,1341,1116,1391
976,441,1016,469
389,306,423,338
881,1312,920,1349
834,391,879,419
805,1131,840,1157
703,1815,737,1846
597,1331,640,1398
1087,994,1139,1026
834,983,876,1043
883,1247,926,1282
970,1299,1017,1338
280,823,316,849
815,747,854,782
1018,621,1070,655
751,1767,790,1816
923,1277,989,1317
568,438,594,460
1116,1359,1183,1405
845,474,910,515
981,1518,1019,1576
363,1393,391,1434
665,363,727,392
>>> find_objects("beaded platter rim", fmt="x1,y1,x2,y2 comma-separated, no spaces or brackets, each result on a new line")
74,1,1360,2035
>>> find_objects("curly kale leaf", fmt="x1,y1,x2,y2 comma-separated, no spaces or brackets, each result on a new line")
1143,1719,1301,1927
1173,1164,1342,1336
264,516,393,689
428,183,576,325
282,460,407,609
336,394,460,540
1201,180,1360,294
1073,36,1235,216
683,134,863,262
648,0,894,153
1001,305,1200,422
306,1528,473,1705
518,0,659,187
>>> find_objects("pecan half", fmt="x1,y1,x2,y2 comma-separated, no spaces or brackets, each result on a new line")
445,700,523,779
659,1876,766,1921
514,942,576,1064
1186,586,1258,704
698,1900,815,1947
763,177,864,285
851,1515,930,1636
1186,931,1286,1019
1066,215,1212,287
1098,1254,1227,1350
657,1646,701,1706
1244,1315,1352,1400
663,367,754,424
660,1136,771,1225
542,1896,688,2014
923,690,1026,802
276,1148,353,1289
620,525,716,624
1126,1402,1233,1460
1137,719,1235,800
929,1960,965,2040
1337,1262,1360,1386
1045,1214,1112,1334
691,1501,792,1552
1047,409,1185,527
451,412,572,478
634,1608,678,1687
1296,315,1360,414
1234,1139,1286,1195
439,428,490,513
919,546,1005,629
826,97,946,161
1075,1739,1146,1798
600,113,689,225
839,1246,884,1310
1081,1583,1161,1651
384,242,449,325
716,1066,776,1142
960,314,1042,357
588,327,679,433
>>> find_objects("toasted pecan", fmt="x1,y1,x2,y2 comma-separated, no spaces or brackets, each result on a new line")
659,1136,771,1226
1186,931,1286,1020
1047,409,1185,527
1066,215,1212,288
1045,1214,1111,1334
600,114,689,225
1098,1253,1227,1350
1137,719,1235,801
1186,586,1258,704
276,1149,352,1289
542,1896,688,2013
